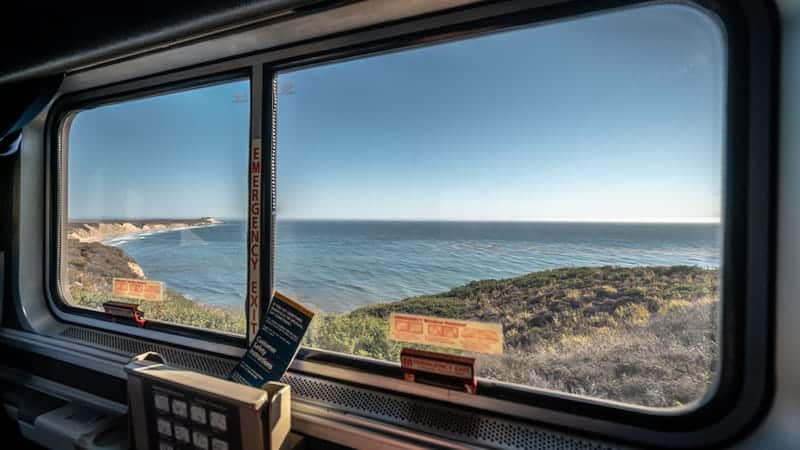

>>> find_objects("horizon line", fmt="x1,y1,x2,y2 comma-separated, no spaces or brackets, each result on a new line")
69,216,722,224
278,217,722,224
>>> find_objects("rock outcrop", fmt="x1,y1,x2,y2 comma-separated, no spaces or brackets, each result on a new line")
68,218,220,243
66,239,146,293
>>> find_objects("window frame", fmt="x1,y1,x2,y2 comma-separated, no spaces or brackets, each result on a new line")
263,0,775,436
47,69,260,349
39,0,776,446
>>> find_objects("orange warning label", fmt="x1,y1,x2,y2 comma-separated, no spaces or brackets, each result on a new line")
401,355,474,379
389,313,504,355
112,278,163,301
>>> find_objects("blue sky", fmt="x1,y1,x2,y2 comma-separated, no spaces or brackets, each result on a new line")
70,4,724,222
69,80,250,219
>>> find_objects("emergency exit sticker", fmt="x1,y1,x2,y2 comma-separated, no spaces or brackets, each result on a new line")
248,138,262,340
389,313,504,355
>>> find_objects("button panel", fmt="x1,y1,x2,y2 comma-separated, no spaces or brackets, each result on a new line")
144,382,243,450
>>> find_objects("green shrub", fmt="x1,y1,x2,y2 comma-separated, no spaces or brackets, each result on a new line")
614,303,651,326
70,288,246,335
624,287,648,298
69,244,722,408
595,285,619,298
304,313,403,361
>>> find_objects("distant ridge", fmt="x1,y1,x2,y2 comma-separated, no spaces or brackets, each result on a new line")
68,217,221,243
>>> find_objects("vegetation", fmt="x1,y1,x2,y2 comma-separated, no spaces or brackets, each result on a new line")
334,266,717,348
67,238,245,334
479,299,718,407
302,266,720,407
66,236,720,407
69,288,246,335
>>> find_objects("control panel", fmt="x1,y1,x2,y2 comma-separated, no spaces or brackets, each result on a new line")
126,353,290,450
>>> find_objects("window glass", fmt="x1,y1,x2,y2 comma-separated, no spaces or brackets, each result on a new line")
64,79,250,335
277,4,725,407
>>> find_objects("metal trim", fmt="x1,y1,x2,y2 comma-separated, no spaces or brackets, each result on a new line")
46,71,254,353
291,407,455,450
0,366,128,416
60,0,486,94
0,328,129,379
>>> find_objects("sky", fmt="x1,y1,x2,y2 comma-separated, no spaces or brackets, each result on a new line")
69,80,250,219
69,4,725,222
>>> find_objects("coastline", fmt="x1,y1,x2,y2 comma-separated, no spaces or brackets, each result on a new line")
64,230,719,407
66,226,246,334
101,222,223,246
68,217,222,244
61,220,720,407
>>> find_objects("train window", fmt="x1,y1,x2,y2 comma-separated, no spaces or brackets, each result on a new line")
58,79,250,335
277,4,725,408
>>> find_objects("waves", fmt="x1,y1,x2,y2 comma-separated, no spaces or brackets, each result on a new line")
113,220,721,313
102,224,217,246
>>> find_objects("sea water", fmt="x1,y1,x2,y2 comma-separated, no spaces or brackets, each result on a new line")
111,220,721,312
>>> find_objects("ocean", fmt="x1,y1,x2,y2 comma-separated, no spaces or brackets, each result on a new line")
109,220,721,312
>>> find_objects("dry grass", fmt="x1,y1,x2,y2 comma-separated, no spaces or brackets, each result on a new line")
478,299,718,407
66,241,720,408
66,238,246,334
318,266,720,408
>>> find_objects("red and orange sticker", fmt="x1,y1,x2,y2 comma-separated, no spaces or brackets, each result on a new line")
401,351,474,380
112,278,163,301
389,313,504,355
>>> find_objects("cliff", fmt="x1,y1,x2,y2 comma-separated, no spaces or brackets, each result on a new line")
68,217,221,243
66,236,245,334
63,232,719,407
67,239,146,293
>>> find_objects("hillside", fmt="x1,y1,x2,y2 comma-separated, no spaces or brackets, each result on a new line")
64,234,719,407
303,266,719,407
66,237,245,334
350,266,717,347
67,239,145,293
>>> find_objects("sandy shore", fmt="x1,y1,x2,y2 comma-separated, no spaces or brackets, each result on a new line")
68,218,222,243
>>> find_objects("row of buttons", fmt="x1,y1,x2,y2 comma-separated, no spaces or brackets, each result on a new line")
154,393,227,431
157,418,229,450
